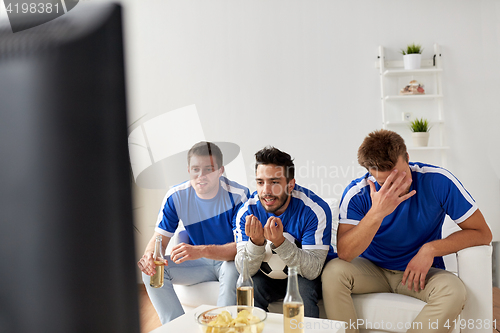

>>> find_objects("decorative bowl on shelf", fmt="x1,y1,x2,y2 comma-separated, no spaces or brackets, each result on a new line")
400,80,425,95
195,306,266,333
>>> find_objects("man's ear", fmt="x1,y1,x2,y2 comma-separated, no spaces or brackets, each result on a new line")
287,178,296,194
218,165,225,176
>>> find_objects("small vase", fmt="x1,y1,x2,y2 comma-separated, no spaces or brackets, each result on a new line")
412,132,430,147
403,54,422,70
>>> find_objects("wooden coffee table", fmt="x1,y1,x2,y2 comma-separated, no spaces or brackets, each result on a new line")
149,304,345,333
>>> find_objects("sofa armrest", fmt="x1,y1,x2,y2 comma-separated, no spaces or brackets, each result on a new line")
456,245,493,333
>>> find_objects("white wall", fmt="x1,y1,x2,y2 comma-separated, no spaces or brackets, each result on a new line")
121,0,500,266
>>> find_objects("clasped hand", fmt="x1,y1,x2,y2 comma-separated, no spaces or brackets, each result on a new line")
245,214,285,247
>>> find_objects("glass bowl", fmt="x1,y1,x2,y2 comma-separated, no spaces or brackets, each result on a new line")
195,305,266,333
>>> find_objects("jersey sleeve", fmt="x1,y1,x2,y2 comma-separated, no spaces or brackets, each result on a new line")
231,186,251,228
155,192,180,237
339,178,372,225
295,195,332,251
233,195,257,246
431,170,477,223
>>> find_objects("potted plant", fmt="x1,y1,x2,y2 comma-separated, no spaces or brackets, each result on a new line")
409,117,431,147
401,43,423,70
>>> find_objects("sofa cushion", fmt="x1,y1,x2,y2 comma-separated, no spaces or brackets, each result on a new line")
173,281,219,309
352,293,425,332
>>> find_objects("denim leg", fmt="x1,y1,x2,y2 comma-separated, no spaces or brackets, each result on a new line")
215,260,239,306
252,271,287,312
297,275,322,318
143,256,218,324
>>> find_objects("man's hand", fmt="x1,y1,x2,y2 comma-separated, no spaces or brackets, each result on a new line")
402,245,434,292
245,214,266,246
170,243,204,264
369,170,415,220
138,251,167,276
264,216,285,247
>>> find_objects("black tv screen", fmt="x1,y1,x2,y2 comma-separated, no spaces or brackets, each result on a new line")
0,3,140,332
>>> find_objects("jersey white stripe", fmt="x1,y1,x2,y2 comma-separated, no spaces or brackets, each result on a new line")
456,205,477,224
302,244,330,250
155,181,191,227
234,196,260,243
220,180,249,203
339,219,359,225
292,190,327,246
155,227,175,238
410,164,478,223
339,176,373,225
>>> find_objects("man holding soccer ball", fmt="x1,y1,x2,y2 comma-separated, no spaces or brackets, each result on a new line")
234,146,336,318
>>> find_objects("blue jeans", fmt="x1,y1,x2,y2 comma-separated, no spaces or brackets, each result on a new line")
252,271,322,318
142,256,239,324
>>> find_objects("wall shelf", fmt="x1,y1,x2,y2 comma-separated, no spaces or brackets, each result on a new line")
385,94,443,101
386,120,445,126
383,68,443,76
377,43,447,166
407,146,450,151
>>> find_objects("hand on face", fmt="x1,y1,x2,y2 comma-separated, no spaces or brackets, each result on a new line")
369,169,416,220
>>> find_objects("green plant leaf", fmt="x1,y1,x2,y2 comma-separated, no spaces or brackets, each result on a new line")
409,117,431,132
402,43,423,55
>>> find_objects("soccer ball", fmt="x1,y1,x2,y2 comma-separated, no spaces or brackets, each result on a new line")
259,233,300,279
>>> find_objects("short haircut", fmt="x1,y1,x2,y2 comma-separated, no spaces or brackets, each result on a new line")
187,141,223,169
357,129,408,171
255,146,295,182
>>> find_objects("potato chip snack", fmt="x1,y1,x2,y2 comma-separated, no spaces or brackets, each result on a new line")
203,310,264,333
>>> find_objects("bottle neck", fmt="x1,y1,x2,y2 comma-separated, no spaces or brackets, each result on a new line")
153,236,163,258
287,266,299,291
284,266,302,303
237,250,253,287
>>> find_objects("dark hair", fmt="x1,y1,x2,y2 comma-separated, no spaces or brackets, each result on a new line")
255,146,295,182
187,141,223,168
357,129,408,171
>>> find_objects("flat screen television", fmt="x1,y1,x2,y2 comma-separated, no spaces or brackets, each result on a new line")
0,3,140,332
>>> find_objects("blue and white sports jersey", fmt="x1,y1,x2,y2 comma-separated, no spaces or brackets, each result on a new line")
339,162,477,271
234,184,337,261
155,176,250,246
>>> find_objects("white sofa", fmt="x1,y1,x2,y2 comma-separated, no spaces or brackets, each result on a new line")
166,199,493,333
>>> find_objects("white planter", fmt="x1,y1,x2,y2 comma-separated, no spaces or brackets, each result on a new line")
412,132,430,147
403,54,422,70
